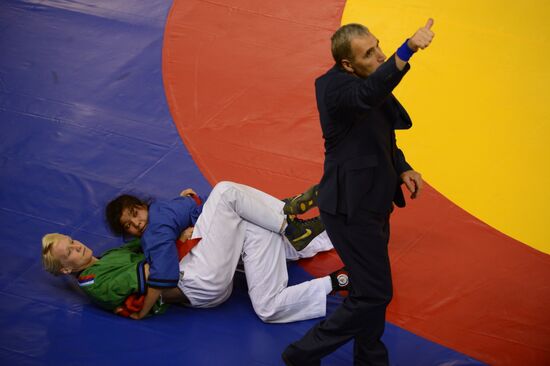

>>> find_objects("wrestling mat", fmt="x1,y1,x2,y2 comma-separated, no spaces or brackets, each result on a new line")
1,1,548,364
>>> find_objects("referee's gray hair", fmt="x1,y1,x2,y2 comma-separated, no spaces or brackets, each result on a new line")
331,23,370,65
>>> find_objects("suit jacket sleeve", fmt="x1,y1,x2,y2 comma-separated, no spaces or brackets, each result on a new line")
326,54,410,116
395,147,413,176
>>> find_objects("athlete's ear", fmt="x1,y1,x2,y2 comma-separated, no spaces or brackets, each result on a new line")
341,59,354,73
60,267,72,275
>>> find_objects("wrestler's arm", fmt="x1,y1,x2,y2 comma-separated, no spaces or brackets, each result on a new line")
130,226,194,318
130,287,162,319
160,228,193,304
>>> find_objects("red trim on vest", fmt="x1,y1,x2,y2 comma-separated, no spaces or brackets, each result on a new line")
176,237,201,260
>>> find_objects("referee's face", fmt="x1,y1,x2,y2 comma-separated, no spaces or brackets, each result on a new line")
120,205,149,237
345,34,386,78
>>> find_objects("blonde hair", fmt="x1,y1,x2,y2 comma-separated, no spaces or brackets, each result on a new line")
42,233,66,275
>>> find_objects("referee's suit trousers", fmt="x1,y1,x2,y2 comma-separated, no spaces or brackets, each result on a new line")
284,207,392,365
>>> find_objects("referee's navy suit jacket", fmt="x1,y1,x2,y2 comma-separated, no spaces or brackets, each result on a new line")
316,55,414,219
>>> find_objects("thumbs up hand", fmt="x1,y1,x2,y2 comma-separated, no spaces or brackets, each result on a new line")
407,18,435,52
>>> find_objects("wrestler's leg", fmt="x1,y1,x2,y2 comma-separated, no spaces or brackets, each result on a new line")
205,181,286,233
241,222,331,323
206,181,324,251
177,185,250,307
283,231,334,261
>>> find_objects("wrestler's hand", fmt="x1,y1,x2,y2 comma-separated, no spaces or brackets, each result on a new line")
400,170,423,199
179,227,194,242
129,311,146,320
408,18,435,52
130,287,162,320
180,188,197,197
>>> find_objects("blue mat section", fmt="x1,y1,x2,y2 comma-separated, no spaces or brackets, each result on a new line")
0,1,485,365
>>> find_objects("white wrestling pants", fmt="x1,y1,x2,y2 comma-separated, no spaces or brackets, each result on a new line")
177,181,333,323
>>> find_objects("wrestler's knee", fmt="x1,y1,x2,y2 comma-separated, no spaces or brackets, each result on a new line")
212,181,236,192
210,181,239,199
216,181,247,206
250,298,279,323
255,308,278,323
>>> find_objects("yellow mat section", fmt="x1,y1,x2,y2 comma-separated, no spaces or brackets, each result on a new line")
341,0,550,253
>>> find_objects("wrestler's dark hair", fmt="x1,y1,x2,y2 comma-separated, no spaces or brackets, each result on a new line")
331,23,370,66
105,194,148,236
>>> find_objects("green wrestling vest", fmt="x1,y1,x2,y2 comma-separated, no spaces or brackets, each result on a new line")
77,239,168,316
